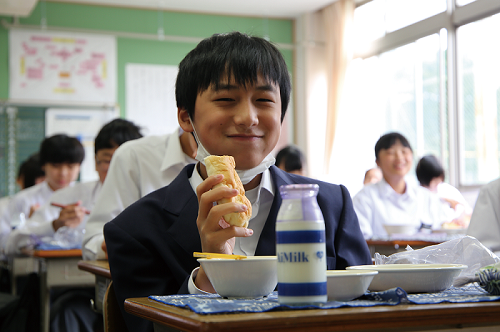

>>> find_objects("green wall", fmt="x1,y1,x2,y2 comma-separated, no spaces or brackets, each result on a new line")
0,2,294,116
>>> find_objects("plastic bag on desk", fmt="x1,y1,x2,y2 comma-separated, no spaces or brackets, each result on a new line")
53,226,85,249
373,236,500,284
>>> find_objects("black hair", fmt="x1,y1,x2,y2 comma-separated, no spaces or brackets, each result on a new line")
94,118,143,154
375,132,413,160
275,145,305,173
175,32,291,122
416,154,445,186
39,134,85,165
17,152,45,189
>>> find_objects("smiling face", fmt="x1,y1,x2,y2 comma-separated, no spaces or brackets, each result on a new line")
376,140,413,182
180,74,282,171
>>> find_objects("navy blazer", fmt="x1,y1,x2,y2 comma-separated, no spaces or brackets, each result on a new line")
104,164,371,332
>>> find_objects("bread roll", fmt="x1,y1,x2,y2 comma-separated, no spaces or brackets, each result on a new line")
205,155,252,228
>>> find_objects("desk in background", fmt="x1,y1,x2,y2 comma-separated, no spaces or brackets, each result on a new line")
1,255,39,295
366,239,441,257
22,248,94,332
125,296,500,332
366,232,466,257
77,259,111,313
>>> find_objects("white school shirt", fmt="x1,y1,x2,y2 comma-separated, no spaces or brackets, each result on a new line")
353,178,455,239
0,181,55,252
82,128,196,260
187,167,274,294
437,182,472,216
467,178,500,256
3,180,101,255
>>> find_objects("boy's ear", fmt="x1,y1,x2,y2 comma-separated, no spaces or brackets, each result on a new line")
178,108,193,132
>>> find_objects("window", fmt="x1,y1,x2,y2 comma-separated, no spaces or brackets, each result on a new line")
342,0,500,193
384,0,446,33
457,13,500,185
352,0,446,47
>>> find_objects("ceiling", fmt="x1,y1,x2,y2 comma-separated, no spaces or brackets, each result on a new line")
0,0,344,19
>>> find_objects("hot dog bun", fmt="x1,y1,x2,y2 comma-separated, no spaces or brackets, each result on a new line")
205,155,252,228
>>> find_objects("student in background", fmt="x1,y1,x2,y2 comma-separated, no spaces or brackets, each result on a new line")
16,152,46,190
0,153,46,233
353,132,456,239
4,119,143,255
0,134,84,253
275,145,306,175
416,154,471,228
82,125,198,260
467,178,500,256
363,167,382,186
4,119,142,332
103,32,371,332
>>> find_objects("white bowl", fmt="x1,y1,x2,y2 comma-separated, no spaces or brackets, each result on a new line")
326,270,378,301
383,224,418,235
347,264,467,293
198,256,277,298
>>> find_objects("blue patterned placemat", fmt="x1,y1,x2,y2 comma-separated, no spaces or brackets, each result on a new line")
150,285,500,315
150,288,406,314
407,286,500,304
34,243,81,250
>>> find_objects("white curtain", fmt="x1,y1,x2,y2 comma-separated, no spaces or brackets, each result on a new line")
321,0,355,171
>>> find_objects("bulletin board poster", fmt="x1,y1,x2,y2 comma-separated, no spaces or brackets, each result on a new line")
9,29,117,104
45,108,119,182
125,63,179,136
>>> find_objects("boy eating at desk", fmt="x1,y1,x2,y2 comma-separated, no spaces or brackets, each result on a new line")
104,31,371,332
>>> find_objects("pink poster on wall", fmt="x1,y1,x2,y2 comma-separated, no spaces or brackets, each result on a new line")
9,29,117,104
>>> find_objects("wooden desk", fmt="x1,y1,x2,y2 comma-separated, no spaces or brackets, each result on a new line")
77,260,111,279
22,248,94,332
366,239,440,257
124,297,500,332
77,260,111,313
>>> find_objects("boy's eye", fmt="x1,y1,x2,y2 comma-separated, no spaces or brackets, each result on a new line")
215,98,234,102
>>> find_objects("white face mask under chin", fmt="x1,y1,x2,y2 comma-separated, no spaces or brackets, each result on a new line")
190,117,275,184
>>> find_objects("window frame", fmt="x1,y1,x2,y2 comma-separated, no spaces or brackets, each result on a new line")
352,0,500,189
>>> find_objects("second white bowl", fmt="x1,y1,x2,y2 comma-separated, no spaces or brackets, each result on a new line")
347,264,467,293
327,270,378,301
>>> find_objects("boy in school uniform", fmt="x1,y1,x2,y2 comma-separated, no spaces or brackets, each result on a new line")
3,119,142,332
104,32,371,332
0,134,84,254
3,118,143,255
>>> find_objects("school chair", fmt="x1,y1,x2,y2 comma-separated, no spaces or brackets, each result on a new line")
103,281,127,332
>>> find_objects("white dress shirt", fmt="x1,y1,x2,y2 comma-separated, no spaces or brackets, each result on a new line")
0,181,55,253
187,167,274,294
4,180,101,255
467,178,500,256
437,182,472,216
83,128,196,260
353,178,455,239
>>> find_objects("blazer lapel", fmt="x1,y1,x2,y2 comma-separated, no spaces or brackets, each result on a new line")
163,164,202,255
